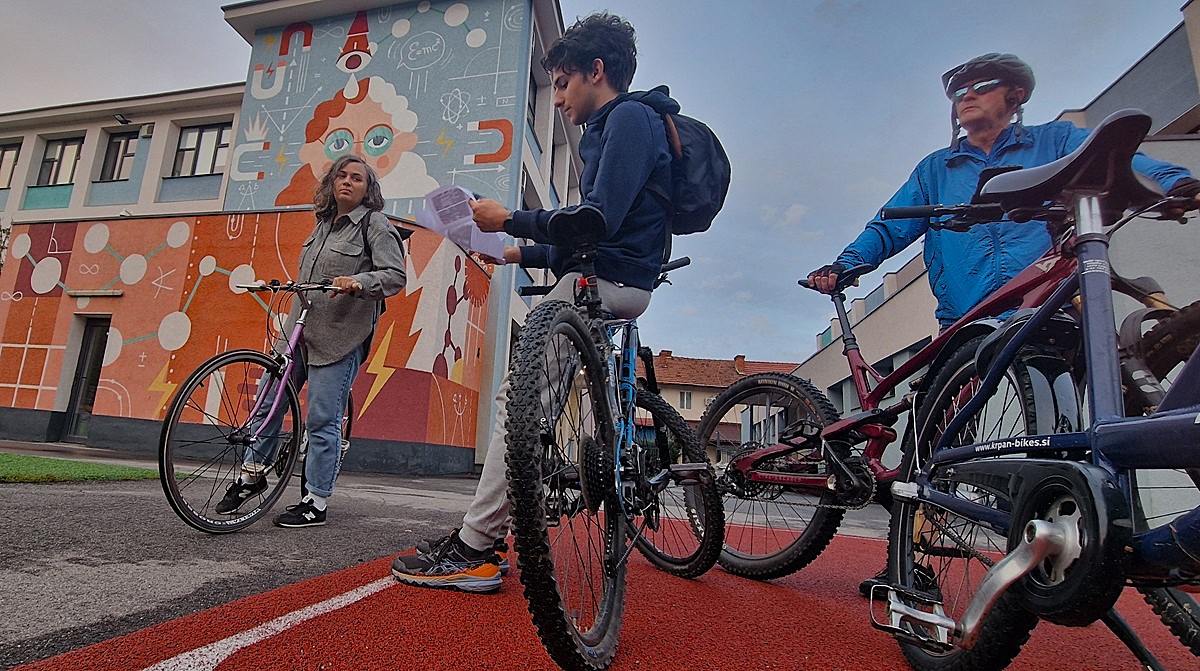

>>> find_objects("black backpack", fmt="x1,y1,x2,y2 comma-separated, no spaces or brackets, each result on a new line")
644,88,731,235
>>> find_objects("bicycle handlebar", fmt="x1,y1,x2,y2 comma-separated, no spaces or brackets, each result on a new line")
235,280,340,293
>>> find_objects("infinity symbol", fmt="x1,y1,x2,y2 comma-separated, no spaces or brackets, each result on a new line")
1,291,23,301
79,264,101,275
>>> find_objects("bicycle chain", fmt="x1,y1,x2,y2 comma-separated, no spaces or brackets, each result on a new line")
720,445,877,511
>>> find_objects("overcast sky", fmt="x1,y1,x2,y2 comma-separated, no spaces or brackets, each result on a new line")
0,0,1188,364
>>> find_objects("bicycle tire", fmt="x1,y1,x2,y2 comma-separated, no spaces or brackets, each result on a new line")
1131,300,1200,655
696,372,843,580
630,389,725,578
505,300,626,671
159,349,301,533
887,336,1039,671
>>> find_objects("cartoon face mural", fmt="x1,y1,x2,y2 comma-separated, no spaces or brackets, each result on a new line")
228,0,529,217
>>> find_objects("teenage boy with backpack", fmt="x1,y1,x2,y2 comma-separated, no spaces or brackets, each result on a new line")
392,12,685,593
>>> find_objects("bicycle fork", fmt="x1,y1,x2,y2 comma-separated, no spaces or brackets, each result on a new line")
869,516,1070,651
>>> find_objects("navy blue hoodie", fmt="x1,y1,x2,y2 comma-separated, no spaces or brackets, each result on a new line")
506,88,676,291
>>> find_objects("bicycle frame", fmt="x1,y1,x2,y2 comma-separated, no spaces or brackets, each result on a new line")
908,201,1200,581
737,244,1076,494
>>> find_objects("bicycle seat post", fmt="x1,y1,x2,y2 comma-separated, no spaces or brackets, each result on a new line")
571,243,605,320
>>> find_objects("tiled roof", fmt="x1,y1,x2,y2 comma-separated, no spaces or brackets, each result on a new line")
638,350,800,389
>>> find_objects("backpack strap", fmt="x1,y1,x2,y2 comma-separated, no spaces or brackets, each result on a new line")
662,113,683,159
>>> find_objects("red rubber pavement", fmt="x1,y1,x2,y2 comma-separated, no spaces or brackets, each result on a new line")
15,535,1196,670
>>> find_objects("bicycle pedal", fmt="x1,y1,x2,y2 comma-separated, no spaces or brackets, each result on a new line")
667,463,713,486
867,584,955,654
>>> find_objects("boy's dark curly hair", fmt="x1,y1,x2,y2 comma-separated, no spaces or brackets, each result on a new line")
541,13,637,93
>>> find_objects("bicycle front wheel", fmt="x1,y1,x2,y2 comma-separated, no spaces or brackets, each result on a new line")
505,301,626,671
159,349,301,533
697,372,843,580
631,389,724,578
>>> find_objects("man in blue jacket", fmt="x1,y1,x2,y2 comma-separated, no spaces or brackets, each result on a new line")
809,53,1200,596
810,53,1197,325
392,12,675,593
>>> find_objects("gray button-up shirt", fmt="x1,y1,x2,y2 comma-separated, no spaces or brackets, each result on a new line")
283,205,407,366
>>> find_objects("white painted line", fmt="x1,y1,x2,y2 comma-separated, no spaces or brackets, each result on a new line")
142,577,394,671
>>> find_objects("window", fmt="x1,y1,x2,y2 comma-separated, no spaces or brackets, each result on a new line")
0,143,19,188
100,131,139,181
173,123,231,177
679,391,693,410
38,137,84,186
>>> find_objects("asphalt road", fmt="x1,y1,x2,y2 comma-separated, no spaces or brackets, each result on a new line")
0,441,479,670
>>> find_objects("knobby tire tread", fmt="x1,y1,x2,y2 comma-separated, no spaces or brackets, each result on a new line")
631,390,725,578
505,301,625,671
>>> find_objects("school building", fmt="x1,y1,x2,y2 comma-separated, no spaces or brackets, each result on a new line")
0,0,582,475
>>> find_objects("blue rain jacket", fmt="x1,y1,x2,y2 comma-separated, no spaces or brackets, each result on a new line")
837,121,1193,326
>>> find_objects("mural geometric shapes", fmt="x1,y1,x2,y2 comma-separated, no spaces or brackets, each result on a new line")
444,3,469,27
158,312,192,352
198,255,218,277
440,88,471,124
466,29,486,48
82,224,110,254
337,12,373,74
30,257,62,294
166,221,191,248
120,254,147,285
229,264,257,293
230,140,272,181
417,2,431,13
103,327,123,366
392,19,411,39
76,297,90,309
10,233,31,259
464,119,512,164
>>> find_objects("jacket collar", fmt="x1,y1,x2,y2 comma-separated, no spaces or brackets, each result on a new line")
332,204,371,226
946,123,1033,161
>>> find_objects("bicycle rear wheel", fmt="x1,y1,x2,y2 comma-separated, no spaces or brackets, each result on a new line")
159,349,301,533
631,389,724,578
1129,300,1200,655
696,372,843,580
505,301,626,671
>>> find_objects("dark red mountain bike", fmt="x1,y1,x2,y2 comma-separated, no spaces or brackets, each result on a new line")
695,172,1199,586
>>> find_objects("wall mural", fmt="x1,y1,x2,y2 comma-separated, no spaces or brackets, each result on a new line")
0,214,491,450
226,0,530,216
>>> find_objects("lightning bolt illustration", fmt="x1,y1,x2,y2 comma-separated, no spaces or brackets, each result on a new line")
436,129,454,157
275,148,288,170
361,323,398,415
150,362,178,421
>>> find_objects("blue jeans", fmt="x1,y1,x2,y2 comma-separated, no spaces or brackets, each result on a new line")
246,346,362,499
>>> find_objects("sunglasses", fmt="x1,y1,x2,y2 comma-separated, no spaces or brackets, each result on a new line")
951,78,1004,101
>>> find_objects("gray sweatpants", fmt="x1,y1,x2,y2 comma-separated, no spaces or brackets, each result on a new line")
458,272,651,551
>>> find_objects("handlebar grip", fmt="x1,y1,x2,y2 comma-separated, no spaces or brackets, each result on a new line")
518,285,554,297
660,256,691,274
881,205,939,220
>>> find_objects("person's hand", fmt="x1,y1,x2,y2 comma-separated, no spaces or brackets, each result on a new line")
472,247,521,266
807,262,848,294
471,198,511,233
330,276,363,296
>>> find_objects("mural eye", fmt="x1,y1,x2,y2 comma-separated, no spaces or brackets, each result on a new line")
337,50,372,74
324,130,353,159
363,125,394,156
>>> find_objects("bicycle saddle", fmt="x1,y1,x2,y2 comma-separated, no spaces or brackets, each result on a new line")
548,204,607,247
978,109,1164,212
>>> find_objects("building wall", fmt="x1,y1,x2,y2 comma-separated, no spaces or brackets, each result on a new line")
0,211,491,474
1081,25,1200,134
225,0,530,217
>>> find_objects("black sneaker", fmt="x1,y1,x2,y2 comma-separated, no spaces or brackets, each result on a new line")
417,531,510,575
273,500,326,528
859,566,888,598
215,478,267,514
392,529,501,593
